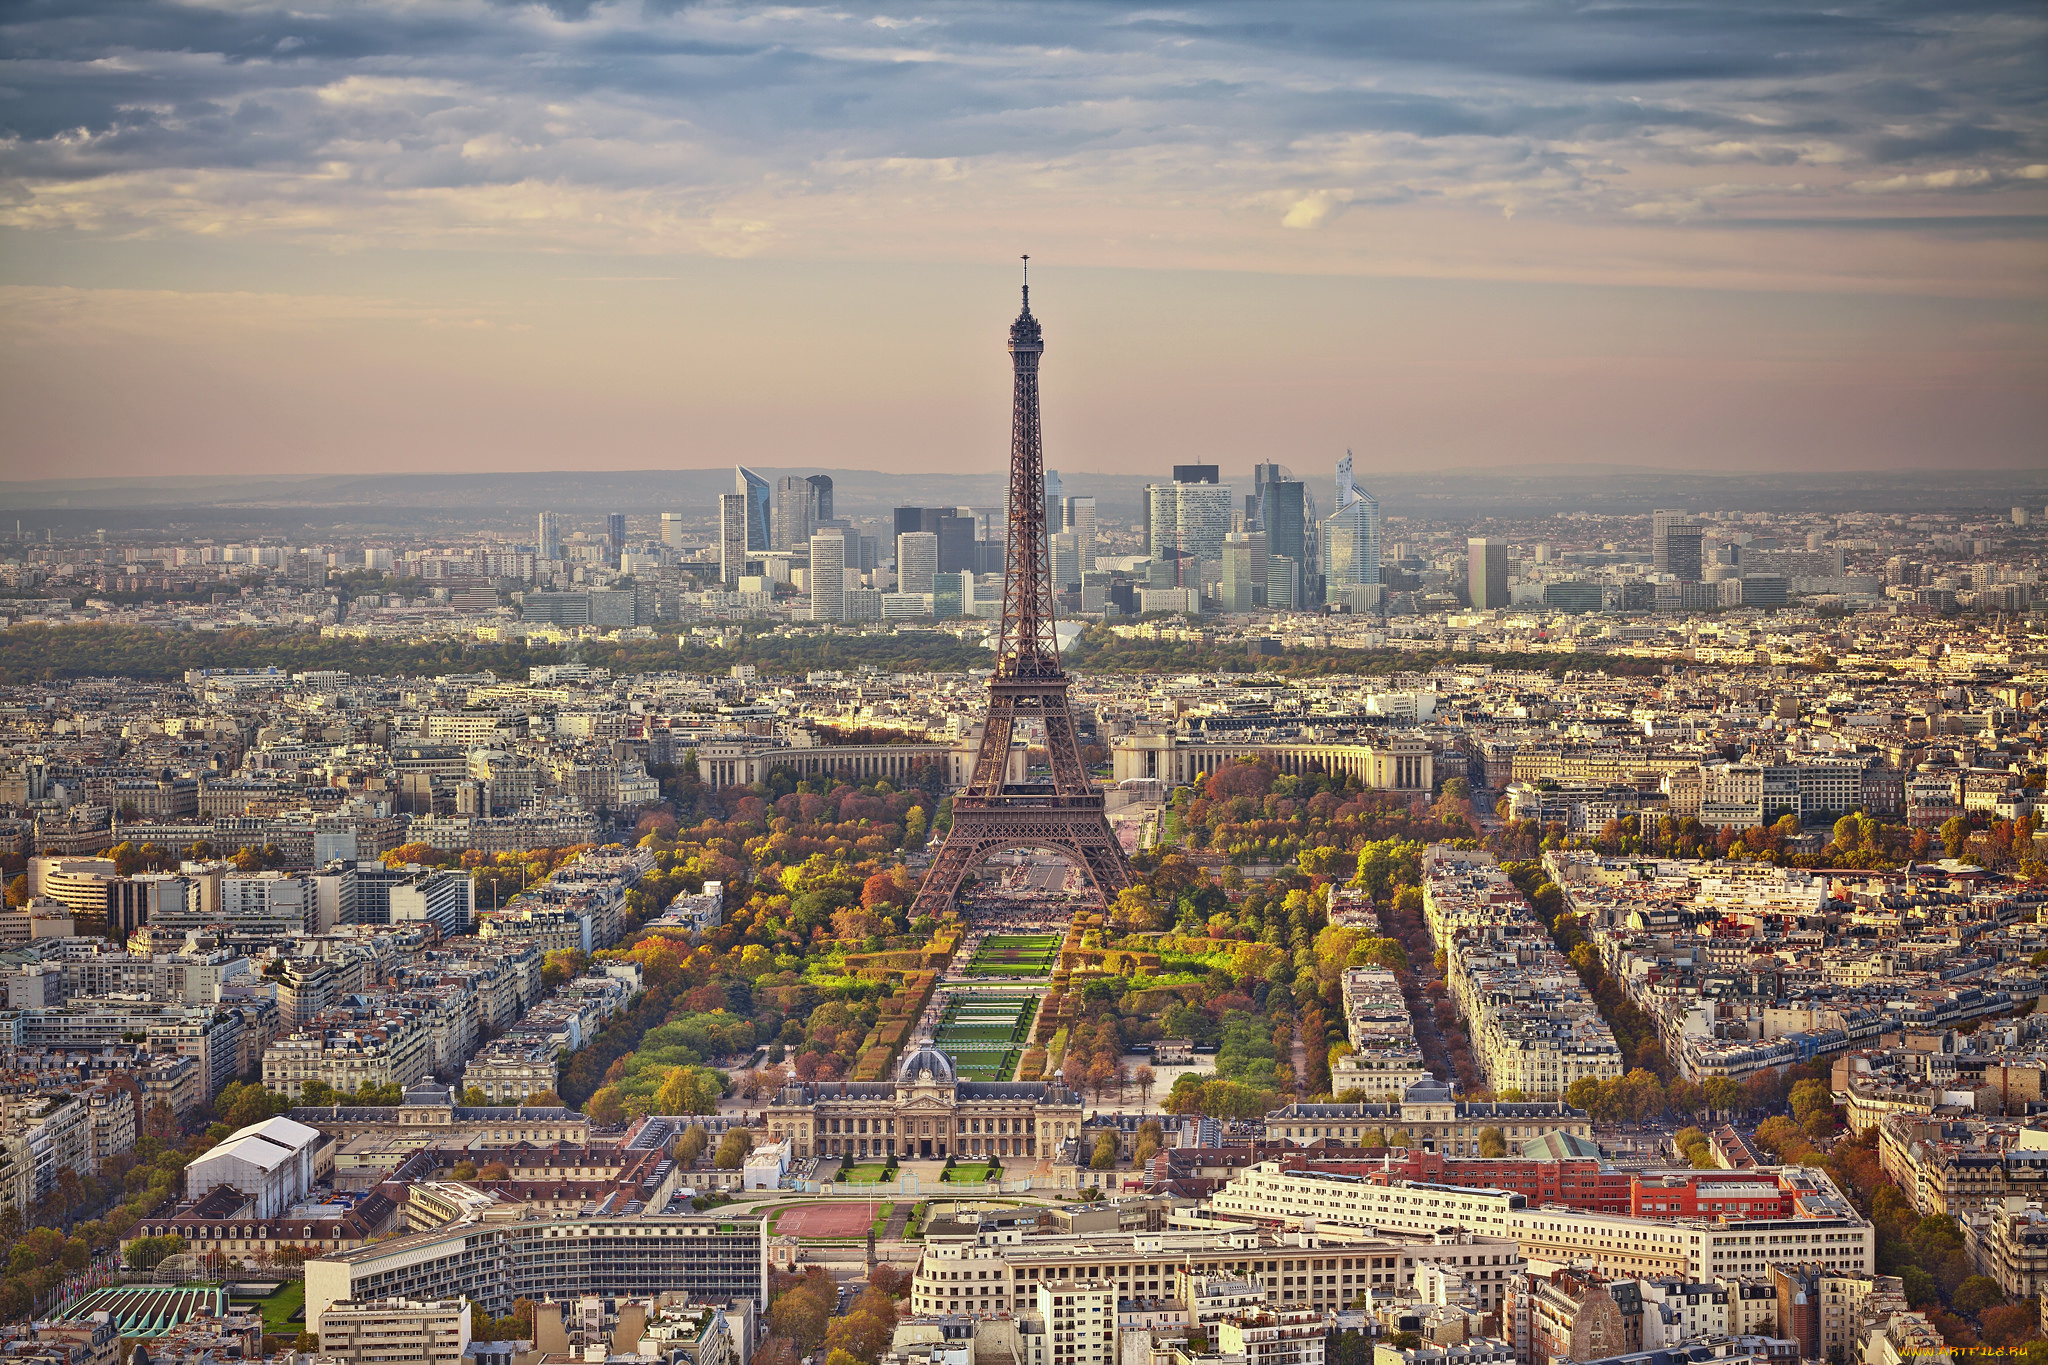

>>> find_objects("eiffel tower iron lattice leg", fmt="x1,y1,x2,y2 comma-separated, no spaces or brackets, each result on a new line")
910,261,1134,921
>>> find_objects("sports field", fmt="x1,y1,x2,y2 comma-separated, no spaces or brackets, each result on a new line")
774,1202,874,1237
932,993,1036,1080
966,934,1060,978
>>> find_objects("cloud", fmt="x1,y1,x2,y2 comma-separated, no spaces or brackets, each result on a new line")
1281,189,1346,229
1848,167,2004,193
0,0,2039,283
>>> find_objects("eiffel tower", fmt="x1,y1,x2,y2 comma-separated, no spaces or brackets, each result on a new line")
909,261,1135,919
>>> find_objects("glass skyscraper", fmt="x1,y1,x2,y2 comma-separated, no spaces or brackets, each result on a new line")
1323,452,1381,601
1253,464,1309,582
734,466,771,554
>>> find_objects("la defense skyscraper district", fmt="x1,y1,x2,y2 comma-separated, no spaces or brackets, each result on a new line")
909,264,1135,919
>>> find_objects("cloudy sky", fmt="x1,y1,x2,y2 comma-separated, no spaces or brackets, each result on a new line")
1,0,2043,480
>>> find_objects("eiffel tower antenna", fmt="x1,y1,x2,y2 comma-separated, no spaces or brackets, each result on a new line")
909,264,1134,921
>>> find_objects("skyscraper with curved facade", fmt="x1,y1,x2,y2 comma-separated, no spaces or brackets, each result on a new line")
733,466,770,554
1323,451,1381,606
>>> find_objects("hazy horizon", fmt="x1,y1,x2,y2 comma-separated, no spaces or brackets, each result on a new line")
2,1,2043,480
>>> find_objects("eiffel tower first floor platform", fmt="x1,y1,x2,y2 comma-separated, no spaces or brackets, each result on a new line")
909,791,1133,918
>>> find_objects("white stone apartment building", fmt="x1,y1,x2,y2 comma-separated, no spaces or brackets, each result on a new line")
1217,1310,1325,1365
462,1038,559,1104
1036,1281,1118,1365
263,1014,432,1099
911,1223,1523,1321
317,1297,472,1365
1335,968,1432,1100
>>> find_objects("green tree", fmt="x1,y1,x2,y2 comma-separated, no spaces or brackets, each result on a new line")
1954,1276,2004,1316
1477,1127,1507,1158
1897,1265,1938,1309
124,1234,186,1269
1090,1132,1119,1170
714,1129,756,1169
1789,1078,1834,1123
1703,1076,1743,1115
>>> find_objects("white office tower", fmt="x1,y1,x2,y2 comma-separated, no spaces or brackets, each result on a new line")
220,871,315,935
1220,530,1266,612
1323,450,1382,608
717,493,748,588
809,531,847,621
1043,468,1064,542
660,512,687,551
1145,479,1236,575
897,531,940,594
1062,494,1097,574
1052,531,1080,591
535,511,560,561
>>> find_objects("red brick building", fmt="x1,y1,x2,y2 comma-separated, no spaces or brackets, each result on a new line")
1274,1149,1634,1214
1629,1170,1792,1220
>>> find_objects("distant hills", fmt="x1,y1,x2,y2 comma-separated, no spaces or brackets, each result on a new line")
0,466,2040,529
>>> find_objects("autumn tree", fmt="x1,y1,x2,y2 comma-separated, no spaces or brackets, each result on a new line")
771,1269,835,1355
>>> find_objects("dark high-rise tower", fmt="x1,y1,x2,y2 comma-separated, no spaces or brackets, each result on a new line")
807,474,834,522
910,264,1133,920
1653,508,1704,583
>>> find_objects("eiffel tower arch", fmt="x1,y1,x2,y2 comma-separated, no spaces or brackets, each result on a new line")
910,262,1135,920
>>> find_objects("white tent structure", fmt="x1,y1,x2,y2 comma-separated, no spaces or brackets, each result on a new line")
184,1115,323,1217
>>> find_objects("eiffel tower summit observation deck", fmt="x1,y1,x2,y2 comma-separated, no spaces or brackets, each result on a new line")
908,263,1134,921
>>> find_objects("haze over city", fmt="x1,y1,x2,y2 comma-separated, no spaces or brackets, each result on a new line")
2,0,2044,479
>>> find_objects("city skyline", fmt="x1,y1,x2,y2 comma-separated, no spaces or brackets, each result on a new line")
0,1,2043,480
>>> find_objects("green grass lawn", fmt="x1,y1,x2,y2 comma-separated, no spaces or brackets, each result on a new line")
933,994,1038,1081
904,1200,930,1239
942,1163,1000,1183
869,1202,896,1238
841,1163,891,1183
966,934,1060,977
230,1282,304,1336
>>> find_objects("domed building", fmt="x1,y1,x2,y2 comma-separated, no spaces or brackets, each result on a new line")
763,1039,1083,1165
896,1044,956,1087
